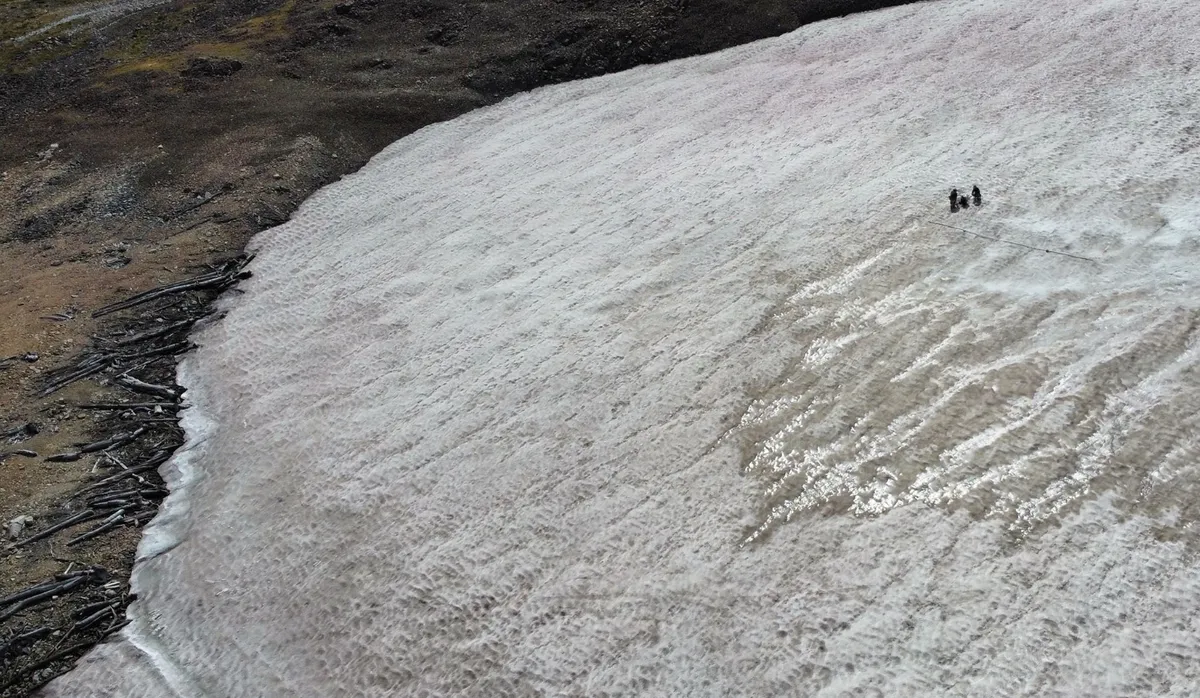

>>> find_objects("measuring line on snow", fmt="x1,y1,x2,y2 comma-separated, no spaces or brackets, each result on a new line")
925,220,1101,265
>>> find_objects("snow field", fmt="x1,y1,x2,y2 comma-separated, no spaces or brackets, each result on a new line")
48,0,1200,694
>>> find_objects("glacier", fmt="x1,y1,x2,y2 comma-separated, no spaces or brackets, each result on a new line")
47,0,1200,694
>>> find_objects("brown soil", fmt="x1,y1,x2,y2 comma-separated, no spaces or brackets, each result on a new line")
0,0,912,693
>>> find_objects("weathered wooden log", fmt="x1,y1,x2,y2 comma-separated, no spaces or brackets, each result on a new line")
0,576,86,622
73,600,117,619
113,316,206,347
45,452,83,463
116,340,195,361
66,515,125,547
37,358,111,397
0,423,38,440
160,190,224,222
92,272,227,319
114,375,178,400
86,487,139,504
54,566,105,582
76,402,176,410
0,581,62,608
73,461,164,496
91,256,251,318
73,604,119,631
77,427,146,454
88,498,133,511
131,510,158,525
9,510,100,548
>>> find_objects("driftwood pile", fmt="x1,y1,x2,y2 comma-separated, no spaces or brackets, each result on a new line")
36,255,252,399
0,254,252,695
0,566,127,693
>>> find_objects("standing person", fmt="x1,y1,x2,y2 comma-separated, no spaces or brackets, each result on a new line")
971,185,982,206
950,188,959,212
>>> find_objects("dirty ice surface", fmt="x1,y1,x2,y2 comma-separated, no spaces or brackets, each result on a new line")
48,0,1200,695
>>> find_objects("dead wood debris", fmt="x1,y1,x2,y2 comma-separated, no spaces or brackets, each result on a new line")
0,565,127,693
32,256,249,401
0,569,106,624
114,376,178,401
75,402,177,410
90,255,251,319
1,254,253,694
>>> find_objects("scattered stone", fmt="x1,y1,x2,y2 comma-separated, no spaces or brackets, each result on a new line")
7,515,34,540
37,143,60,162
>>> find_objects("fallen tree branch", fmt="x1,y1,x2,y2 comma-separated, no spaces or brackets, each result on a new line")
86,498,133,511
75,402,177,410
72,603,118,631
37,357,111,398
76,427,146,454
10,510,100,548
0,581,63,608
73,458,166,497
72,600,116,620
114,375,178,400
45,452,83,463
0,449,37,462
131,510,157,525
115,340,196,362
0,576,86,622
91,257,252,319
112,316,208,347
66,511,125,547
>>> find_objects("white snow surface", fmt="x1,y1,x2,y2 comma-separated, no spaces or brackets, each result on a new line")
47,0,1200,695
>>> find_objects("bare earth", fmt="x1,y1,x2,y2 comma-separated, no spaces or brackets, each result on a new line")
0,0,906,693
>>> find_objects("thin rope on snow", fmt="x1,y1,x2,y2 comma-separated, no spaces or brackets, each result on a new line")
925,220,1101,264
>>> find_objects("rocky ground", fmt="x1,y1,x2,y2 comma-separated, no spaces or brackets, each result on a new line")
0,0,908,693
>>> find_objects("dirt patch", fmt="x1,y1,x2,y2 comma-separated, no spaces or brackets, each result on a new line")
0,0,918,693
